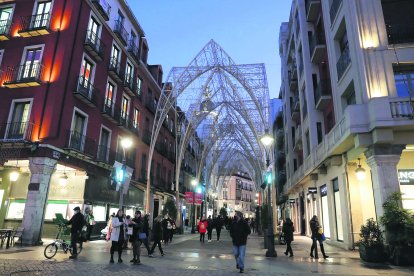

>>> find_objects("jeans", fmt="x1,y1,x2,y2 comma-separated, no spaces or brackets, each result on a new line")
132,240,141,260
200,233,205,242
233,245,246,269
141,238,151,254
285,240,293,256
207,230,212,240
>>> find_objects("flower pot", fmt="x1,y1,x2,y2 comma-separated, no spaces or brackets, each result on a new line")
359,243,388,263
389,245,414,266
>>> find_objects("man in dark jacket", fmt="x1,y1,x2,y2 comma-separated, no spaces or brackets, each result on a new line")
282,218,294,257
230,211,251,273
66,206,85,259
150,215,164,256
214,215,223,241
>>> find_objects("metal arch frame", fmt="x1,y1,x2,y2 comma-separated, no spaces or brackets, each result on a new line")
145,40,271,222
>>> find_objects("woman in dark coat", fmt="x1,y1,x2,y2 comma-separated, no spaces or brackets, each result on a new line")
309,215,329,259
150,215,164,256
282,218,294,257
141,214,152,256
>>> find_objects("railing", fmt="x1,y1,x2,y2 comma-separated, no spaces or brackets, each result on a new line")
330,0,343,25
74,76,98,104
386,24,414,45
309,32,326,58
91,0,111,20
0,19,11,36
142,129,151,145
0,122,34,141
336,46,351,80
96,145,110,162
3,64,44,85
19,13,52,32
127,39,139,57
314,79,332,104
84,30,105,58
124,72,134,91
390,99,414,119
67,130,97,156
113,20,128,44
108,57,121,75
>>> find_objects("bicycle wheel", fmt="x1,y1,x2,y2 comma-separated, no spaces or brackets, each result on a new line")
69,243,83,255
44,243,58,259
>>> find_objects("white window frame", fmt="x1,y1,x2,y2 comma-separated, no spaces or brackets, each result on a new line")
110,42,121,66
69,107,89,150
32,0,54,16
121,94,130,118
79,52,96,84
105,77,117,109
4,98,33,139
88,12,102,38
19,44,45,66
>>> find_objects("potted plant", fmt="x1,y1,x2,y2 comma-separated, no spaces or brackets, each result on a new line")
380,192,414,266
357,218,388,262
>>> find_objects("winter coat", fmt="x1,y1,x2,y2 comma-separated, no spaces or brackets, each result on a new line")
66,212,85,235
214,217,223,230
207,218,214,231
309,217,322,240
129,217,143,242
230,218,251,246
282,220,294,242
198,220,208,234
142,218,150,237
110,216,127,242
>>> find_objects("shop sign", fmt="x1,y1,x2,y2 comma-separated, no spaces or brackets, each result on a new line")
398,170,414,185
195,193,203,205
308,187,317,194
185,192,193,204
320,184,328,196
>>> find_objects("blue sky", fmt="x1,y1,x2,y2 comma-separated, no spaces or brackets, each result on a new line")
129,1,291,99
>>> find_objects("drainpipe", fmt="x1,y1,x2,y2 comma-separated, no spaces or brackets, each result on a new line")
343,154,355,250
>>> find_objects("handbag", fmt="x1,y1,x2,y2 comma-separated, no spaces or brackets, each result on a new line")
321,233,326,241
138,232,147,240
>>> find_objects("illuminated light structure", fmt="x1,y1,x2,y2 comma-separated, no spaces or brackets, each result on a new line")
278,0,414,250
0,0,175,245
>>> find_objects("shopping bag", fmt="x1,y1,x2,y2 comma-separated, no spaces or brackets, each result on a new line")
321,233,326,241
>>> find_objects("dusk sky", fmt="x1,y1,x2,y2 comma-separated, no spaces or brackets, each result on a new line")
129,0,292,99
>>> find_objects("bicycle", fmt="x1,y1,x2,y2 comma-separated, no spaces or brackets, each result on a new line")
44,223,83,259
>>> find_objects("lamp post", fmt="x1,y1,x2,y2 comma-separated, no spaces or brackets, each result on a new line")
119,138,132,209
260,130,277,257
191,178,197,234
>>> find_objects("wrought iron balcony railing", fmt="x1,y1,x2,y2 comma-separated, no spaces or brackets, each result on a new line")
66,130,97,156
3,64,44,88
18,13,52,37
84,30,106,61
0,121,34,141
127,39,139,59
91,0,111,21
113,20,128,45
73,76,98,106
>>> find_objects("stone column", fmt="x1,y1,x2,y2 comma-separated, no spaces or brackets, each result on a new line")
365,145,404,220
22,157,57,245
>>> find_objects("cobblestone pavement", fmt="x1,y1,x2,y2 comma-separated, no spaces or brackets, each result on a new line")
0,230,413,275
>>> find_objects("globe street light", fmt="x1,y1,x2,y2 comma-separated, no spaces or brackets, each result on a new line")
260,129,277,258
119,137,132,209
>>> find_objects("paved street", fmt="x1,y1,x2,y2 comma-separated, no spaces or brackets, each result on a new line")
0,230,413,275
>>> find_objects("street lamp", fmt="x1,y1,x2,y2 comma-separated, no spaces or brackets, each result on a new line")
191,179,197,234
118,137,132,209
260,129,277,258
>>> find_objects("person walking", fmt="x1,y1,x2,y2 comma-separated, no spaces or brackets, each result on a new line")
109,209,127,263
141,214,152,257
230,211,251,273
206,216,214,242
169,219,176,243
198,216,208,242
150,215,165,256
129,211,143,264
282,218,294,257
85,209,95,241
214,215,223,241
309,215,329,259
66,206,85,259
250,219,255,233
162,215,171,245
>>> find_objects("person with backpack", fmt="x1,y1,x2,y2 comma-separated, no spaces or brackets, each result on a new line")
129,211,143,264
198,216,208,242
66,206,85,259
150,215,164,256
206,216,214,242
282,217,294,257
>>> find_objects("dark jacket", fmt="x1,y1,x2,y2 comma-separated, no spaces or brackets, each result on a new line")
310,217,321,240
214,217,223,230
152,219,163,241
129,217,143,242
207,218,214,231
282,220,294,242
66,212,85,235
230,218,251,246
142,217,150,236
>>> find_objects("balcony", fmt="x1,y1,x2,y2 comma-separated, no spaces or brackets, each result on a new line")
314,80,332,110
127,39,139,61
18,13,52,37
306,0,321,22
145,96,157,113
84,30,105,62
0,19,12,40
3,64,44,88
113,20,128,45
66,130,97,157
294,127,302,151
118,115,139,135
291,96,300,121
123,73,135,97
336,46,351,81
96,145,112,163
115,150,135,168
91,0,111,21
73,76,98,107
386,24,414,45
142,129,151,145
330,0,343,25
108,58,124,83
309,32,326,63
390,99,414,119
101,102,121,123
0,122,34,142
288,68,298,90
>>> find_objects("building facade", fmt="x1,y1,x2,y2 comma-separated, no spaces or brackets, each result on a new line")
0,0,176,244
279,0,414,249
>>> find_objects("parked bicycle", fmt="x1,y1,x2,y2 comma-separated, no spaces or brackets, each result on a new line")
44,223,83,259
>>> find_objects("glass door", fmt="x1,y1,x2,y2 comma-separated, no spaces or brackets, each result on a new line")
8,102,30,139
70,112,86,151
0,7,12,34
80,58,93,95
88,17,100,46
21,48,42,80
33,1,51,28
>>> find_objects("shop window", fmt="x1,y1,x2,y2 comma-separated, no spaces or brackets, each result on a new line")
6,200,25,219
44,201,68,221
320,184,331,238
393,65,414,98
332,178,344,241
92,205,106,222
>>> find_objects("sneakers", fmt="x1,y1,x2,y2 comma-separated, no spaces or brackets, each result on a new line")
208,240,211,243
148,254,154,258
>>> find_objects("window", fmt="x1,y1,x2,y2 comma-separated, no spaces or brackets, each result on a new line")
136,77,142,96
332,178,343,241
6,101,31,139
0,6,13,34
21,47,43,80
316,122,323,144
320,184,331,238
121,96,129,119
70,111,87,151
125,61,133,83
339,31,348,53
394,65,414,98
141,154,147,177
87,16,100,44
33,1,52,28
80,57,94,87
133,108,140,129
110,44,120,67
104,81,115,108
305,131,310,157
98,127,110,161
